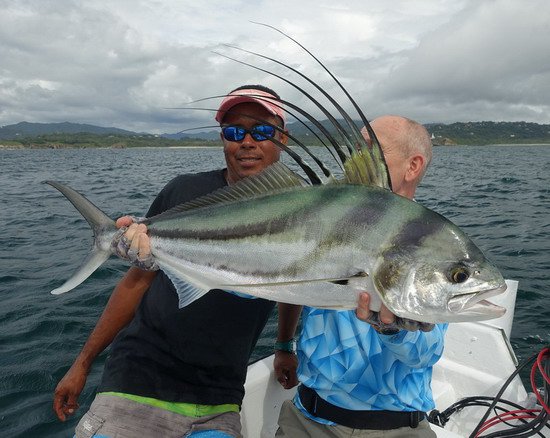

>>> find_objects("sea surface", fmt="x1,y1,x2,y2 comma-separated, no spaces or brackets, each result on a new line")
1,145,549,437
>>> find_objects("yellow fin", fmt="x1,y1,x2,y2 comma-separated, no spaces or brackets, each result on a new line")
341,146,391,189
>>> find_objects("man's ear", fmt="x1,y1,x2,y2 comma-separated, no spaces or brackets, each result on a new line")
405,155,425,181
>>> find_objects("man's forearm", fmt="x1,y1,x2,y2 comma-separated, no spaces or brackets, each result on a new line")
277,303,302,342
74,267,157,369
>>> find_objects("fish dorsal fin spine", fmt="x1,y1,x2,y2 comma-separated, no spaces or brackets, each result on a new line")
149,162,308,221
340,146,391,189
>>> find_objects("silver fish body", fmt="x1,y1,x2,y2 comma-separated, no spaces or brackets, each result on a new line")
46,168,506,324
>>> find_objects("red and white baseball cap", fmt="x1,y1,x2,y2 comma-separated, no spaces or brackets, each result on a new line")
215,88,285,126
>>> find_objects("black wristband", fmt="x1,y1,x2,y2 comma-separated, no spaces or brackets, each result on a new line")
274,339,296,353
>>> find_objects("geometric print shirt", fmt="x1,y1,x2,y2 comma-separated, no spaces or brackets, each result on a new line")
294,307,447,423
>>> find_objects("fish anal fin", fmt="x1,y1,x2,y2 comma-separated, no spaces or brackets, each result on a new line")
159,263,209,308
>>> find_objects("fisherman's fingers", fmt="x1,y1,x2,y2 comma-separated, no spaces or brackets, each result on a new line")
355,292,373,321
378,303,396,325
112,222,158,270
418,321,435,332
356,293,401,335
63,392,80,418
112,226,131,259
53,375,83,421
112,220,141,259
286,368,299,388
394,318,435,332
116,215,147,228
53,392,79,422
53,392,66,421
361,312,401,335
115,215,134,228
132,233,159,271
356,294,435,333
280,369,299,389
366,316,435,333
274,352,298,389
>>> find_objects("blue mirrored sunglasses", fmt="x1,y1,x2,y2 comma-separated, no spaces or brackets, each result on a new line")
221,124,277,142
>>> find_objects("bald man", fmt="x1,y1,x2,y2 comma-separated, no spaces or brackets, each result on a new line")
275,115,444,438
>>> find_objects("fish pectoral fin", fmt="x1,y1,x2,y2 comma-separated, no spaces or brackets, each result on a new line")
158,263,209,308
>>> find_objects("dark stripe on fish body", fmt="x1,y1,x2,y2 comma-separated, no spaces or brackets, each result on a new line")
264,186,393,277
150,185,395,246
149,190,325,242
390,211,446,251
325,188,393,244
373,209,447,295
150,215,297,241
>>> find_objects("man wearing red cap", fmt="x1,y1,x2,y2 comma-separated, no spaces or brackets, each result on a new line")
215,86,286,184
53,85,287,438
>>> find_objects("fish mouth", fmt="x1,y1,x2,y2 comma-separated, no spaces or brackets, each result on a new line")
447,283,508,316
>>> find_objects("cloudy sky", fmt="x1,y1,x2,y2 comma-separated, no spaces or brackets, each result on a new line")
1,0,549,133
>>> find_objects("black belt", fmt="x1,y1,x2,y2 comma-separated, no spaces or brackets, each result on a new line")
298,385,425,430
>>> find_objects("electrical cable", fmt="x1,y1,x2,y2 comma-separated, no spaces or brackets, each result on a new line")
428,345,549,437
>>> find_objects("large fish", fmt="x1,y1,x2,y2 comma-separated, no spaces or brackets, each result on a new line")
45,25,507,324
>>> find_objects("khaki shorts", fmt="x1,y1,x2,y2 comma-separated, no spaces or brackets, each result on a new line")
74,394,241,438
275,399,437,438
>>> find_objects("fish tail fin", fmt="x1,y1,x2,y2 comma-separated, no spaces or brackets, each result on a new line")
44,181,116,295
51,249,112,295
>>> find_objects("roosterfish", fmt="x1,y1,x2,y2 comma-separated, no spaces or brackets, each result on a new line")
45,25,506,326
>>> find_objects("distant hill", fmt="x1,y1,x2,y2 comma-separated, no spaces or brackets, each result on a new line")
163,130,220,141
0,121,137,140
2,120,550,146
289,120,550,146
425,121,550,145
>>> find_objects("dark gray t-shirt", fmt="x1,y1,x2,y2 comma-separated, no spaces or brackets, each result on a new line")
99,169,275,405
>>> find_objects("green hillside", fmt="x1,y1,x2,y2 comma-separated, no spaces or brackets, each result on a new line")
425,121,550,145
0,121,135,139
2,120,549,148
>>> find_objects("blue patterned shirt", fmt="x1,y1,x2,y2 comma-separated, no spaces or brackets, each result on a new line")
295,307,447,423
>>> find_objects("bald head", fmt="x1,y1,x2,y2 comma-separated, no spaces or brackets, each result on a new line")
361,115,432,199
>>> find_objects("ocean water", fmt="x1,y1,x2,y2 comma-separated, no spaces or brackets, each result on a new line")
0,145,549,437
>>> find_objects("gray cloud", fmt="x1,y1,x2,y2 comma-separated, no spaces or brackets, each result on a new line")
372,0,550,123
0,0,548,133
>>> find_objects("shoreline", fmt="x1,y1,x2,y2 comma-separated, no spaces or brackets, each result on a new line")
0,144,223,150
2,143,550,150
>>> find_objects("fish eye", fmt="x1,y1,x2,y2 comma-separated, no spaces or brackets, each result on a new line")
449,267,469,284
